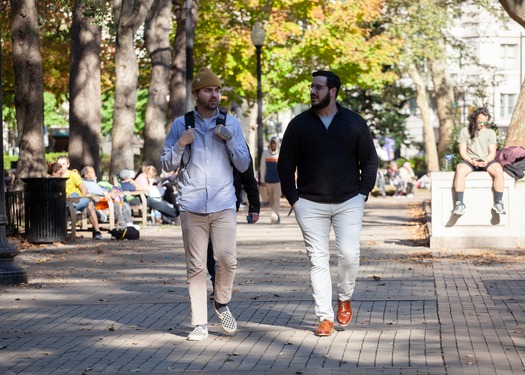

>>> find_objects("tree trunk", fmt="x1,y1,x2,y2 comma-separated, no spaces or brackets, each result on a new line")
498,0,525,147
110,0,155,177
11,0,46,184
408,63,440,173
69,0,102,175
167,0,198,129
505,78,525,146
143,0,171,170
430,35,456,160
499,0,525,28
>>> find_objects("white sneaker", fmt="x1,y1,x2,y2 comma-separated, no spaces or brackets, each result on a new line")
215,306,237,334
453,201,466,215
492,201,506,215
187,325,208,341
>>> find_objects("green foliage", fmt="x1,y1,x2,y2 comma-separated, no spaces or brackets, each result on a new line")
79,0,114,29
4,152,67,170
341,83,414,150
44,152,68,163
101,89,148,136
385,0,449,64
2,92,68,155
410,156,427,177
3,92,68,129
101,91,115,136
195,0,401,117
4,155,18,170
469,78,493,109
43,91,68,127
444,125,462,171
3,0,403,152
394,156,426,177
1,94,16,129
135,89,148,135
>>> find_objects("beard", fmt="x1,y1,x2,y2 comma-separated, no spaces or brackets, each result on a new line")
311,91,331,110
196,96,219,111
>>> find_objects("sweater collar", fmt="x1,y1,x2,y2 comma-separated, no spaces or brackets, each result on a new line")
310,102,342,117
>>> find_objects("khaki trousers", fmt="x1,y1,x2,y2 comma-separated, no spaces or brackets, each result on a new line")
180,209,237,325
265,182,282,223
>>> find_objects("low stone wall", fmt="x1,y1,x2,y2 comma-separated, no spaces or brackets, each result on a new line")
430,171,525,249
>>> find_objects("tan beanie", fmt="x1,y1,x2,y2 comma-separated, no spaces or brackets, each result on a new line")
192,67,222,92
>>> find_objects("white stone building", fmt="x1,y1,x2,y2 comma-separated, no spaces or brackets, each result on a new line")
404,4,523,159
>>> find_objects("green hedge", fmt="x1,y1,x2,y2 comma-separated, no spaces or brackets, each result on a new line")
3,152,68,170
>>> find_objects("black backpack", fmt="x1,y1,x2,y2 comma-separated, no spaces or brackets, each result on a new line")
109,226,140,240
182,109,253,211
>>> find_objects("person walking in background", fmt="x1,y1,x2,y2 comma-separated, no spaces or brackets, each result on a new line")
453,107,505,215
386,161,403,197
375,169,386,198
160,67,250,341
277,70,378,337
259,136,281,224
399,162,417,198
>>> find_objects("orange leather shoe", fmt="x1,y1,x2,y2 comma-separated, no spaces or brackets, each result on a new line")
337,300,352,327
315,319,334,336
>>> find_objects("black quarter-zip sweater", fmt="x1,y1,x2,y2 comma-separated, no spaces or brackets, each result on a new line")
277,104,378,206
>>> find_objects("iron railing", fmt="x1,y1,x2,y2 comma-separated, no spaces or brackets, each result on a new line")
5,188,24,235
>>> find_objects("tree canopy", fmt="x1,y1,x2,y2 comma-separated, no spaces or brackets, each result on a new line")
2,0,523,180
194,0,401,115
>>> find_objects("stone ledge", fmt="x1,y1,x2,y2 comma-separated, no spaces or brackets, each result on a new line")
430,171,525,249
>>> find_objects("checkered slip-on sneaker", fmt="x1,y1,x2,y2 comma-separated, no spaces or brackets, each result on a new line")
215,306,237,334
187,325,208,341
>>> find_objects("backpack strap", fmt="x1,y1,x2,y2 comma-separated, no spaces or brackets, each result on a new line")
184,108,226,128
181,111,195,170
181,109,228,167
184,111,195,129
216,109,227,126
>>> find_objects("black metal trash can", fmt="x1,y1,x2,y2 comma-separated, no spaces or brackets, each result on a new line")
23,178,67,243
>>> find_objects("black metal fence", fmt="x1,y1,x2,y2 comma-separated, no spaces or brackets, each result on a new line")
5,188,24,236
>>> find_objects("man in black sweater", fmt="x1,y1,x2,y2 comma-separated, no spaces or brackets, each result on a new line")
277,70,378,337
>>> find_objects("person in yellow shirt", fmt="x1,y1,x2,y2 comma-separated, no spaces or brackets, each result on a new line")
55,156,103,239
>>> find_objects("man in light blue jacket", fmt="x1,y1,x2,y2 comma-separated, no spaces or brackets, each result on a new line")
160,67,250,341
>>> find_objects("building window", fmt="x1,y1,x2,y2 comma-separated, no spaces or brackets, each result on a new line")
500,93,517,118
500,44,518,70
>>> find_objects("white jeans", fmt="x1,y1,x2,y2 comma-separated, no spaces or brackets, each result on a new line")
294,195,365,321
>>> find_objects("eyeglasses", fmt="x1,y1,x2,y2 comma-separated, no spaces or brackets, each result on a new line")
309,84,328,91
477,121,490,126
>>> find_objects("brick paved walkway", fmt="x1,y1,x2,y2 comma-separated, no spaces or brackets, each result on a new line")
1,192,524,374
